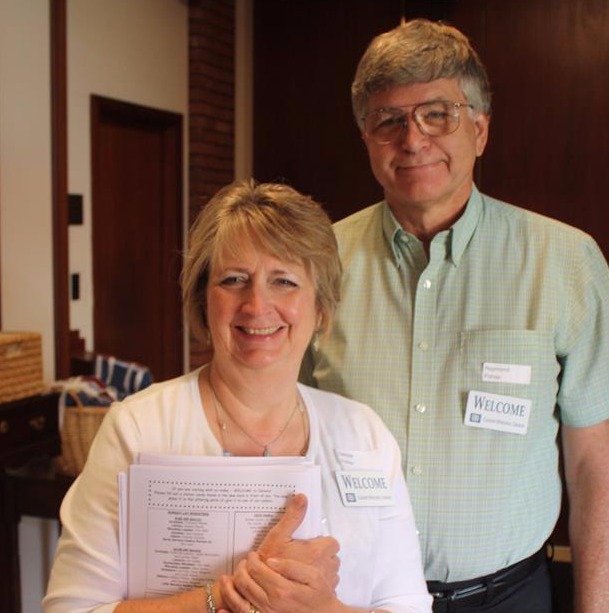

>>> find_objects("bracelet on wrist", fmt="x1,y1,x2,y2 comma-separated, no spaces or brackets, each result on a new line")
205,582,217,613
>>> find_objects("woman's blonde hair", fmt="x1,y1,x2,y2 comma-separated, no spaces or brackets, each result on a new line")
181,179,341,346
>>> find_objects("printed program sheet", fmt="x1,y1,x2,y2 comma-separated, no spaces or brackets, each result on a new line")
121,456,321,598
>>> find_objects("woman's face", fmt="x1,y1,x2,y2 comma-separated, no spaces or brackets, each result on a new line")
206,239,320,376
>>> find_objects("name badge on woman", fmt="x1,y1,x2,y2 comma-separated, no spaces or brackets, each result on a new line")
335,470,394,507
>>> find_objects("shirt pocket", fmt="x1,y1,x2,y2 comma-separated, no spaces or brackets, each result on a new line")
459,329,541,406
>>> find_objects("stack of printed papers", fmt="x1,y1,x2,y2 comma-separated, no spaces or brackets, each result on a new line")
119,454,322,599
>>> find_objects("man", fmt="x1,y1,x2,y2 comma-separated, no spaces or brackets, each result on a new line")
301,18,609,613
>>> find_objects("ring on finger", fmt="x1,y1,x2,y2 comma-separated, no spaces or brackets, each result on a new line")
247,604,261,613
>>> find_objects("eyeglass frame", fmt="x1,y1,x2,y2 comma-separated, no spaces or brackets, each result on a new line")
360,100,475,145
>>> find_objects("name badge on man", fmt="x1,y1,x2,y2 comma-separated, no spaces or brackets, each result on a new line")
482,362,532,385
465,390,532,435
335,470,394,507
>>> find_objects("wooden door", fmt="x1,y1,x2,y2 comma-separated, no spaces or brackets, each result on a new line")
91,96,183,381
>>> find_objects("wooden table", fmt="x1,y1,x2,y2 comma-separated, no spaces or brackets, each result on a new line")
0,393,74,613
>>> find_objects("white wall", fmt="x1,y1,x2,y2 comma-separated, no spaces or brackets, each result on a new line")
0,0,55,382
68,0,189,351
1,2,253,610
0,4,58,611
1,2,189,611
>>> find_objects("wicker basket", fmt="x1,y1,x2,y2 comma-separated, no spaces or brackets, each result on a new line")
0,331,45,403
55,391,109,476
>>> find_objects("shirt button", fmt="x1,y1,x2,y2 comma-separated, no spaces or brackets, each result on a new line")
415,403,427,413
423,279,432,289
418,341,429,351
411,466,423,476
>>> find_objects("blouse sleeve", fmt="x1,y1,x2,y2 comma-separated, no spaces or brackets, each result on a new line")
42,404,141,613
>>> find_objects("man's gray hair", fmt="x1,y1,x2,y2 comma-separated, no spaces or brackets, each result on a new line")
352,18,492,126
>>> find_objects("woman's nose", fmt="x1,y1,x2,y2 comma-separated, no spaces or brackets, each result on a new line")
241,283,270,313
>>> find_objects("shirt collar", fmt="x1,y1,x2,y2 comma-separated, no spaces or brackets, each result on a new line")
382,205,407,267
382,185,483,268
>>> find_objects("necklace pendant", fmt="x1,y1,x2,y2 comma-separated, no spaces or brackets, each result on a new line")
262,446,272,457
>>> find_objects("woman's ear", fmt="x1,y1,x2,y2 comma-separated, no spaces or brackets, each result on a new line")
315,306,324,334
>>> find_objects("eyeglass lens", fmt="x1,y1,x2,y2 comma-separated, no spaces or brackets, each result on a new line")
365,101,462,143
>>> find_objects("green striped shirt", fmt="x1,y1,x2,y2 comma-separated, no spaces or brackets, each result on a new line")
302,186,609,581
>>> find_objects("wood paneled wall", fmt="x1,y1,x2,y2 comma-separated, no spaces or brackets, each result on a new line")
253,0,609,260
253,0,401,220
478,0,609,252
252,0,609,556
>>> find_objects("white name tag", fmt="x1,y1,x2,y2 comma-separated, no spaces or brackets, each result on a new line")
465,390,532,435
335,470,394,507
482,362,531,385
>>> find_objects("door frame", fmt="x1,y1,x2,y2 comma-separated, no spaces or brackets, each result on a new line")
90,94,184,379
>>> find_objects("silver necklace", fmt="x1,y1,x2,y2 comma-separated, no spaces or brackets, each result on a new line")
209,376,305,457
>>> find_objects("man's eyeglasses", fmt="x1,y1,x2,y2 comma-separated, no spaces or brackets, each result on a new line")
361,100,474,145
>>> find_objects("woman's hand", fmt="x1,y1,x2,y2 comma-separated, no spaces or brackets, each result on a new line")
213,494,340,613
219,551,341,613
257,493,340,589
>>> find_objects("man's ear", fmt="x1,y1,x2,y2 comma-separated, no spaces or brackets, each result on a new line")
474,113,490,157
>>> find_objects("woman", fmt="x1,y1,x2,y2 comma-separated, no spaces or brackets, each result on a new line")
43,180,431,613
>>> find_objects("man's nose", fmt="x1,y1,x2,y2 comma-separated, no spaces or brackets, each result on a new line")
396,115,429,150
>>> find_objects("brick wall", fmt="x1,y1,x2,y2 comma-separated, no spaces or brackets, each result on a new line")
188,0,235,368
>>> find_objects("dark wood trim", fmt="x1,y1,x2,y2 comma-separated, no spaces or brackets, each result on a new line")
50,0,70,380
90,95,184,379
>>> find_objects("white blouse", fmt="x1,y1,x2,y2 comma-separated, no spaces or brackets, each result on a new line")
43,369,432,613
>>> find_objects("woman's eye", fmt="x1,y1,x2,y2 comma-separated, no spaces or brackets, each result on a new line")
220,275,246,286
274,278,298,288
